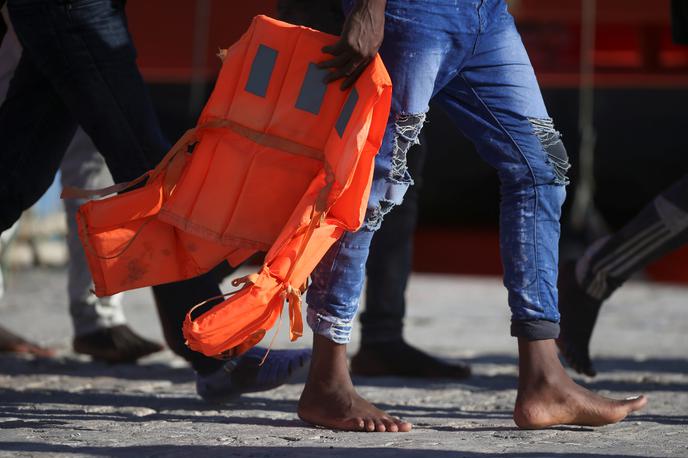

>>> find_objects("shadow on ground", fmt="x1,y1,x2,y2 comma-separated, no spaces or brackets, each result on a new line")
463,354,688,375
0,443,665,458
353,354,688,392
0,354,194,382
0,388,512,426
1,352,686,432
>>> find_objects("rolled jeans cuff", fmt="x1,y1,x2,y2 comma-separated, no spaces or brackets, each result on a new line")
307,308,354,344
510,319,560,340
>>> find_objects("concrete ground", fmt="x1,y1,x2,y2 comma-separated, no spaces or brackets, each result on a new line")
0,268,686,457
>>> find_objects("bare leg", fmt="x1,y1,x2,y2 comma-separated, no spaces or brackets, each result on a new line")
298,334,412,432
514,339,647,428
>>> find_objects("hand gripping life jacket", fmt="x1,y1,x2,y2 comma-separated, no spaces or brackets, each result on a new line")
65,15,392,358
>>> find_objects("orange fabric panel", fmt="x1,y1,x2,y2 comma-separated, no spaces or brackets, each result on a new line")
266,31,348,151
225,19,300,132
76,176,193,296
328,80,393,230
198,30,253,122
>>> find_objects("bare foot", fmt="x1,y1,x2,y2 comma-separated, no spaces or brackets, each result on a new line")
297,335,412,432
0,325,55,358
514,339,646,429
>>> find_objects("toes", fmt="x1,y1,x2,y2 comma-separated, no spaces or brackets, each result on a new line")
391,416,413,432
364,418,376,432
374,420,387,432
351,417,366,431
623,395,648,413
389,417,413,433
381,417,398,432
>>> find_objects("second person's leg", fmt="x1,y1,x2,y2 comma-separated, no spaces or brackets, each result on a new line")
353,138,471,379
60,128,163,363
558,173,688,376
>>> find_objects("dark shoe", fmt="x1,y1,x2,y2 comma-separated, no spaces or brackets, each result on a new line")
0,325,55,357
351,339,471,379
73,324,164,363
196,347,312,403
556,261,602,377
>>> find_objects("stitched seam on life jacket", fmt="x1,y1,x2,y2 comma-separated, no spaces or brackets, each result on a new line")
203,118,324,162
158,208,272,251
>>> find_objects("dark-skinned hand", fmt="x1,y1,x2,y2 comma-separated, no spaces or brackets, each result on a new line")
318,0,386,90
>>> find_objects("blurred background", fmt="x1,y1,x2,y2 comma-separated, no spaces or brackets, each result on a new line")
5,0,688,285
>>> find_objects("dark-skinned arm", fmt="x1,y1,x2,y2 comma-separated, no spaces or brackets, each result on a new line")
318,0,386,89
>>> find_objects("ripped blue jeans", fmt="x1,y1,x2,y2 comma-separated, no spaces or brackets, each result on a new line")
307,0,570,343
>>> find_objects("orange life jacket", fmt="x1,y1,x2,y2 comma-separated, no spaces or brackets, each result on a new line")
65,15,392,358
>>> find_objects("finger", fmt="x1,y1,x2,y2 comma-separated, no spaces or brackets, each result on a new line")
322,41,345,56
324,59,357,83
340,60,369,90
317,53,352,69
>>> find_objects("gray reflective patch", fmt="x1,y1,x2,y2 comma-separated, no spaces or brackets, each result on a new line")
245,44,278,97
295,63,329,115
335,88,359,137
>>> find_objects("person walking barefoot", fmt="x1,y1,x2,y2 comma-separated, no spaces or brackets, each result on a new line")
295,0,646,432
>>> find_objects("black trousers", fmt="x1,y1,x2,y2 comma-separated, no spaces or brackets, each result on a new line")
0,0,223,374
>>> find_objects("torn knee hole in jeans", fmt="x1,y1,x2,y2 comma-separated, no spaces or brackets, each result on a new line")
529,117,571,185
390,113,426,183
364,199,396,231
362,114,426,231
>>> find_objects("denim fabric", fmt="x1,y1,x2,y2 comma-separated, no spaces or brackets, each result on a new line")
360,138,427,344
307,0,568,343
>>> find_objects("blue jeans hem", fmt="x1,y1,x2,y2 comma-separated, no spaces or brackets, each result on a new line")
510,319,560,340
306,308,354,344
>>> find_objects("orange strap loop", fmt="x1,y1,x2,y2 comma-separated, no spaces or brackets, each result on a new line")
184,273,261,355
61,125,200,200
185,273,258,318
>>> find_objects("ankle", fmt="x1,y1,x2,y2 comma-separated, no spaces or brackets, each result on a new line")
518,338,569,383
306,335,354,388
518,371,562,394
